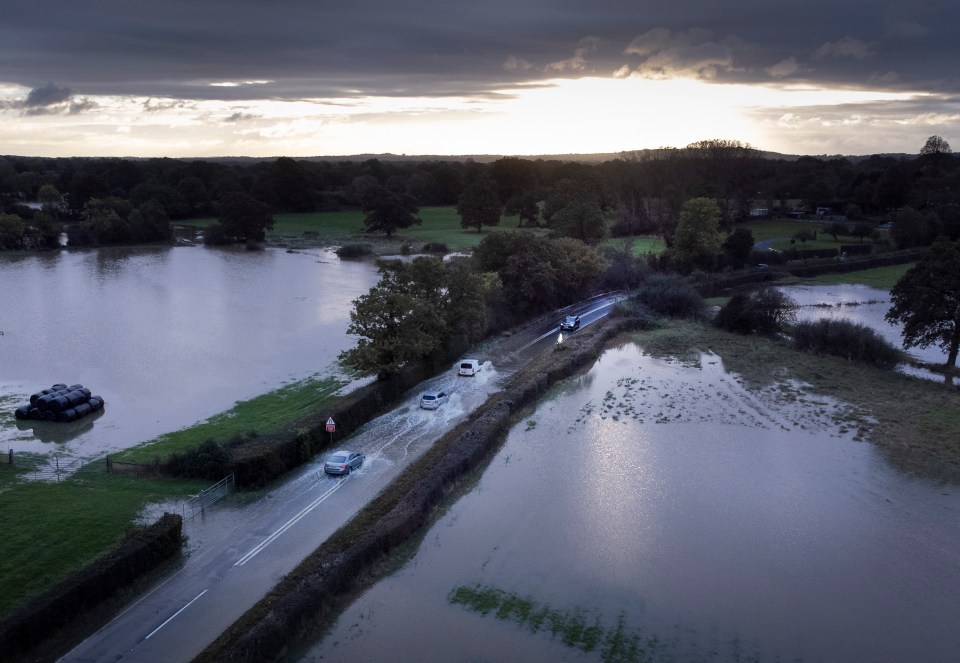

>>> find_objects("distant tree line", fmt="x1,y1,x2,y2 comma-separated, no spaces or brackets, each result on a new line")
1,136,957,251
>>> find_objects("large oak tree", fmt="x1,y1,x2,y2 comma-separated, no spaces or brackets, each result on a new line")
886,237,960,369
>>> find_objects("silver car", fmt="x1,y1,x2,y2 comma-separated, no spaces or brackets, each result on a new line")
420,389,449,410
323,450,364,475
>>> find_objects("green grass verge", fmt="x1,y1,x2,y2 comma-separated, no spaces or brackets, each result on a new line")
0,467,206,619
800,263,914,289
116,375,346,464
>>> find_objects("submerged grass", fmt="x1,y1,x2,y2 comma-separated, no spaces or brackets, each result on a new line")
450,584,765,663
0,466,205,619
449,585,627,659
634,320,960,480
116,375,346,464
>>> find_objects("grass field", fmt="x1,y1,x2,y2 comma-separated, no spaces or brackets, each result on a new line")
0,466,206,619
179,206,666,255
800,263,914,290
737,217,881,251
116,375,346,464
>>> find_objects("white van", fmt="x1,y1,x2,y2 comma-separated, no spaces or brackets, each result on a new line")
458,358,481,376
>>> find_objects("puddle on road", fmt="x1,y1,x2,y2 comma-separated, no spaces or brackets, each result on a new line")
302,343,960,663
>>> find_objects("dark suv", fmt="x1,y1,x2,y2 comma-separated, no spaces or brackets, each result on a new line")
560,315,581,331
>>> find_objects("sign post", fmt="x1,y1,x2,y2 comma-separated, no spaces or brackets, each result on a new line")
325,417,336,448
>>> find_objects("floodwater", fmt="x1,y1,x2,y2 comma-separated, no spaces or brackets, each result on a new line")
0,246,381,456
778,284,947,370
304,343,960,663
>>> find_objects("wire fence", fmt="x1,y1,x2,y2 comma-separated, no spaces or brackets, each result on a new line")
4,451,235,521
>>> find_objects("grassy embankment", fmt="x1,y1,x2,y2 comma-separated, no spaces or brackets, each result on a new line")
179,206,665,256
0,466,206,620
115,374,346,464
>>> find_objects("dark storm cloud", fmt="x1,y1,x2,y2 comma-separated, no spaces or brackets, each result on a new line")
24,82,73,107
1,0,957,101
0,81,98,115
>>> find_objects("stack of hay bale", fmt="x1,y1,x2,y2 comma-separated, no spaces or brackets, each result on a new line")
14,384,105,423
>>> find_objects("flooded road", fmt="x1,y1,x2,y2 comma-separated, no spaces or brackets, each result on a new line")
0,246,381,456
304,343,960,663
64,361,507,663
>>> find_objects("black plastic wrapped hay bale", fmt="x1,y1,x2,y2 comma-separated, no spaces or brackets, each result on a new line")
15,383,102,423
36,394,57,411
29,389,55,406
50,395,70,412
73,402,92,418
65,390,86,407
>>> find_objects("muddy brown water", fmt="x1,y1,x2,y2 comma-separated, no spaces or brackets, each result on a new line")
0,246,381,457
304,343,960,663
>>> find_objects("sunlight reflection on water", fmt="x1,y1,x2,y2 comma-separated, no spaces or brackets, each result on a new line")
304,343,960,663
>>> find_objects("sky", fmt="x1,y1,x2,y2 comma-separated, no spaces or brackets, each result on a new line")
1,0,958,159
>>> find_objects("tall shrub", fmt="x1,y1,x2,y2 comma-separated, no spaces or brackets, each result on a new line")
633,274,706,319
793,319,903,368
714,288,797,335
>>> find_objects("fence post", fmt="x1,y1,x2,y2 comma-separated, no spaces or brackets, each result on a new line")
8,449,12,466
106,455,112,473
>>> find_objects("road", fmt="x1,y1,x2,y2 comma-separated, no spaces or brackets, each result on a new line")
61,294,622,663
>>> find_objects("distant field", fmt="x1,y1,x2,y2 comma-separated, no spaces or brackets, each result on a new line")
738,217,885,251
739,219,824,241
603,234,666,255
179,206,665,255
800,263,914,290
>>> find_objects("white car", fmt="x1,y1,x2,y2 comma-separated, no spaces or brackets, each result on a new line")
458,359,481,376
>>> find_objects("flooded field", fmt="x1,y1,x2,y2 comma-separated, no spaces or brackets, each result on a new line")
304,343,960,663
779,283,947,370
0,246,381,457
